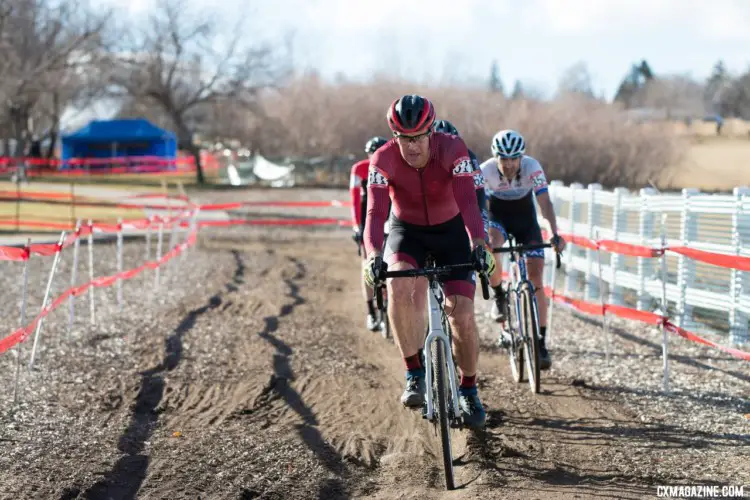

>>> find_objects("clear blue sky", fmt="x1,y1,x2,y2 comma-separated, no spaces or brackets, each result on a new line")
106,0,750,101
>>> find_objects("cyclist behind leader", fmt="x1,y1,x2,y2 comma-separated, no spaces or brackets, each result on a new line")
350,136,390,332
431,119,490,241
362,94,495,429
479,129,566,370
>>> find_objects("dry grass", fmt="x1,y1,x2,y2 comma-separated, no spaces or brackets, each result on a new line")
249,76,682,189
661,136,750,191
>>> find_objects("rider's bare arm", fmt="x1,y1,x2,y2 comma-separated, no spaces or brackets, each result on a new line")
363,164,390,257
536,191,558,235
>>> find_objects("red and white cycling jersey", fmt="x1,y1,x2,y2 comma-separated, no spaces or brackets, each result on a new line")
363,133,484,256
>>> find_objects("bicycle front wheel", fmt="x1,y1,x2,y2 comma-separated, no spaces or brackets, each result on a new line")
506,287,524,383
432,337,455,490
520,283,541,394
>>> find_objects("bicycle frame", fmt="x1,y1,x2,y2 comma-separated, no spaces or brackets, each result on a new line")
507,246,537,322
423,278,460,423
496,238,561,320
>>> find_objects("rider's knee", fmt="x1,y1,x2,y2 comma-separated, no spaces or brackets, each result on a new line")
387,261,422,305
389,277,413,302
527,258,544,282
489,228,505,248
445,294,475,331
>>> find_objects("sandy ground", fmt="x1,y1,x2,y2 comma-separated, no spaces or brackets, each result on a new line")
0,188,747,500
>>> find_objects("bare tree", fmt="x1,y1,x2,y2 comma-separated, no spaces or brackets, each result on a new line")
109,0,291,183
0,0,111,159
722,71,750,120
637,74,706,118
557,61,595,99
488,60,504,95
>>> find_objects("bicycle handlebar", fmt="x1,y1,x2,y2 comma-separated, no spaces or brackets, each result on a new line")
374,261,491,305
379,262,475,279
492,243,562,269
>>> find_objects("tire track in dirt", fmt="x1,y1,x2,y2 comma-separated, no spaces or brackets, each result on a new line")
241,254,352,498
76,251,246,500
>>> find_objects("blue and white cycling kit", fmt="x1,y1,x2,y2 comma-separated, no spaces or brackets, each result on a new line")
479,155,549,259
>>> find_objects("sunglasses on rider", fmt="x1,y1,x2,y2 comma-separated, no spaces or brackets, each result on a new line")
394,130,432,143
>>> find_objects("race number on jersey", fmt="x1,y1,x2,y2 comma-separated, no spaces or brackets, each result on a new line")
368,168,388,188
452,157,474,176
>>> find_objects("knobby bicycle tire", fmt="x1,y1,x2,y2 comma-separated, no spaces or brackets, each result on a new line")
432,337,455,490
506,286,524,384
520,283,541,394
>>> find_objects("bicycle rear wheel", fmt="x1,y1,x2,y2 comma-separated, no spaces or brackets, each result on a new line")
520,283,541,394
506,287,524,383
432,338,455,490
380,297,390,340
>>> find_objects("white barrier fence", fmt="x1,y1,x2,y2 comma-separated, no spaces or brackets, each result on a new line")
545,181,750,345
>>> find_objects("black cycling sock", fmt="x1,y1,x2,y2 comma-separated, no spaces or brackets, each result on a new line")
492,284,504,298
540,326,547,344
366,299,376,317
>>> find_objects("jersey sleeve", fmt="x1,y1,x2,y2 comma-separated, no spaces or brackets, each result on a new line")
469,150,484,191
449,139,485,243
527,158,549,195
349,164,363,228
363,155,390,256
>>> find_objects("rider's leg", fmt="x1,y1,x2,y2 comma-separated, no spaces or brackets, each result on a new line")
444,293,479,379
444,282,486,429
388,262,428,407
387,262,428,359
489,225,508,322
488,226,506,288
383,219,429,408
527,256,547,329
434,215,486,428
522,217,552,369
526,254,551,369
487,196,507,289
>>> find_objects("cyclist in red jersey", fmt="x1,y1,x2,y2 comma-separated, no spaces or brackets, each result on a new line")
350,136,389,331
362,94,495,429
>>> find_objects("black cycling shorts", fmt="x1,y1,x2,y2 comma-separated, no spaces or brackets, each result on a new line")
488,192,544,258
384,214,475,299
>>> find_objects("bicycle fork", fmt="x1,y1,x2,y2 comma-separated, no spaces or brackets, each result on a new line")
422,285,460,424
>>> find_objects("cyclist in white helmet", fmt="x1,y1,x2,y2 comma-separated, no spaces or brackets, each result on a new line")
479,129,565,370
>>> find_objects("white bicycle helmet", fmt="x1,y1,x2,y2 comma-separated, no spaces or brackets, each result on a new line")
491,129,526,159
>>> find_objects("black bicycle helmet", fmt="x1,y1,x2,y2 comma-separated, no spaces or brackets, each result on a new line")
365,136,388,154
432,119,459,136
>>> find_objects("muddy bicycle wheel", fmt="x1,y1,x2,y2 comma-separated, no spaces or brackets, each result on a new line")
432,337,455,490
505,288,524,383
520,283,541,394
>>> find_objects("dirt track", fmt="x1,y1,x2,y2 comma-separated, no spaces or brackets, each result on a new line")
1,188,748,499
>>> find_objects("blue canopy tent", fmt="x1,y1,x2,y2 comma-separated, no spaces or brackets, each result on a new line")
60,118,178,168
